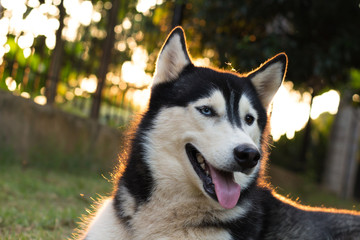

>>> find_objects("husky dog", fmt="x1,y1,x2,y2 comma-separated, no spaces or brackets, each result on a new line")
80,27,360,239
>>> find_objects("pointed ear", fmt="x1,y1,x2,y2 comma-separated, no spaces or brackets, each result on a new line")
248,53,288,110
152,27,192,87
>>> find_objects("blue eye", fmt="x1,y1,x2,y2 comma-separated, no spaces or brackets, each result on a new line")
196,106,216,117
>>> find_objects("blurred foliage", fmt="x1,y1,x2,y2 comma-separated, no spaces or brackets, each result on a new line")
2,0,359,108
127,0,360,100
350,69,360,89
177,0,360,95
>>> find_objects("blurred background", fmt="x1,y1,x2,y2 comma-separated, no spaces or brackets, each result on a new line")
0,0,359,238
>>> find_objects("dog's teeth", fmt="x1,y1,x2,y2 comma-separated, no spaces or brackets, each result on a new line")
200,163,205,170
205,170,209,176
196,153,204,163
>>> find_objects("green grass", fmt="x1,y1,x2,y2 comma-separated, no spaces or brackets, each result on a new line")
269,165,360,211
274,183,360,211
0,165,113,239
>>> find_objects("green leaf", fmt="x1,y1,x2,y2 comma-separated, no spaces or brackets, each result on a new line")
349,68,360,90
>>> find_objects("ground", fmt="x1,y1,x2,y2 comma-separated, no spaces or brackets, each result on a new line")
0,163,358,239
0,165,112,239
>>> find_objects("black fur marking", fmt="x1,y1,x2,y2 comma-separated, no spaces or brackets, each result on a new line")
113,187,133,229
226,188,272,240
232,93,241,127
225,87,238,126
120,142,154,206
114,111,158,212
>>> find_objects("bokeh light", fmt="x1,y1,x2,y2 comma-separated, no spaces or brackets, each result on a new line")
80,75,98,93
136,0,164,15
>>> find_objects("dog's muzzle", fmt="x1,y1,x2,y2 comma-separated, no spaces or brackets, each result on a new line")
186,143,260,209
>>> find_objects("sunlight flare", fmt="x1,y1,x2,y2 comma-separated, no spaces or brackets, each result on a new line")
310,90,340,119
121,46,152,88
271,82,311,141
136,0,164,15
132,88,151,111
63,0,101,41
271,82,341,141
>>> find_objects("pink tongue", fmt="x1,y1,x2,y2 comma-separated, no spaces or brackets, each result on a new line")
208,164,241,209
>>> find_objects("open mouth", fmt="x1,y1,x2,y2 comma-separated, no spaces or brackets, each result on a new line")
185,143,241,209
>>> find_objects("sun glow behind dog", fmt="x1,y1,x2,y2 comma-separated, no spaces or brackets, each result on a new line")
114,35,341,141
122,54,341,142
271,83,340,141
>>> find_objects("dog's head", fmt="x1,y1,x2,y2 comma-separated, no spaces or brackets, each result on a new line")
143,27,287,209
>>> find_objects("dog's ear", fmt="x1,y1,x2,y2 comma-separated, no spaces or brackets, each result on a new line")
152,27,192,87
248,53,288,110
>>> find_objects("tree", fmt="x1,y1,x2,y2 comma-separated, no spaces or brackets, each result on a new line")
44,0,66,104
171,0,186,28
90,0,121,119
179,0,360,91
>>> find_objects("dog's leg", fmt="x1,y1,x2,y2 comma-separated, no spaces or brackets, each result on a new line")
325,211,360,239
263,192,360,239
82,198,130,240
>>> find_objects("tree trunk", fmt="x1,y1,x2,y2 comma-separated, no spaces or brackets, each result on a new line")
45,0,65,105
323,96,360,199
171,1,186,28
298,91,315,169
90,0,120,119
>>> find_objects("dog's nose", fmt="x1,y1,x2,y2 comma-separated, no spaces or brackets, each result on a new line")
233,145,260,171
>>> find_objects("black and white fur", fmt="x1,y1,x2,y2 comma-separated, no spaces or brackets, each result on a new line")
80,27,360,240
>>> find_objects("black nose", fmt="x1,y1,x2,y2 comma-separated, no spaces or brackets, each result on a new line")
234,145,260,171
